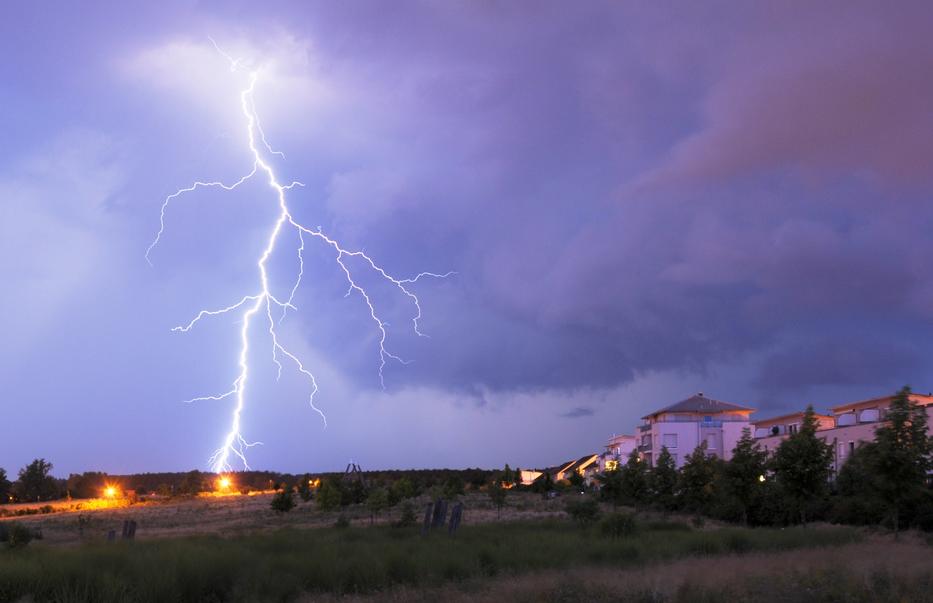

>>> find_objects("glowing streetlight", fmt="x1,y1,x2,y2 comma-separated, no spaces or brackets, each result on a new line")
758,474,766,483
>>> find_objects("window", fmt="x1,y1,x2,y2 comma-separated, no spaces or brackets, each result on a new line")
788,423,799,435
703,416,712,422
848,441,855,455
670,453,678,466
662,433,678,448
706,434,717,449
605,460,619,472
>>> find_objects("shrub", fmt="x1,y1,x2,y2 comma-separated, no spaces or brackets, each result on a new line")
6,523,34,549
271,489,295,513
600,512,637,539
393,502,417,528
335,515,350,529
564,497,601,525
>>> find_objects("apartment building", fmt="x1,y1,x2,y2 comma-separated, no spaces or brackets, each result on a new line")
598,434,637,472
753,393,933,473
637,393,754,468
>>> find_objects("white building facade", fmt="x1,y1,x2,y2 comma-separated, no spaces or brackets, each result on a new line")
637,393,753,468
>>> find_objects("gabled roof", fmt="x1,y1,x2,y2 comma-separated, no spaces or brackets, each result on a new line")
643,393,754,419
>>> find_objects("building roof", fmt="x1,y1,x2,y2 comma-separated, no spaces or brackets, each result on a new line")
642,393,754,419
752,411,833,426
830,392,933,414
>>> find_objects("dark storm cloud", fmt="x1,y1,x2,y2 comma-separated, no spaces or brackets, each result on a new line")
561,407,596,419
293,1,933,399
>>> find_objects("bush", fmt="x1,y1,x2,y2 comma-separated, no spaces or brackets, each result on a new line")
271,489,295,513
393,502,417,528
600,512,637,539
5,523,34,549
335,515,350,529
564,497,601,525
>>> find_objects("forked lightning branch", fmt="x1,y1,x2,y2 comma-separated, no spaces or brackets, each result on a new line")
145,41,451,473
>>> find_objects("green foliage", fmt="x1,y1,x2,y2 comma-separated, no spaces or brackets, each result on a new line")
177,470,206,496
678,442,720,513
725,428,769,526
568,468,586,493
389,477,416,504
297,474,313,502
271,488,296,513
650,447,678,511
487,481,507,519
531,471,554,494
334,515,350,529
66,472,108,500
1,523,34,549
596,465,624,506
442,477,464,500
316,478,344,511
618,449,649,509
600,512,637,538
0,468,11,503
15,458,59,502
0,521,858,601
870,386,933,533
564,496,601,525
366,487,390,524
772,405,834,524
393,502,417,528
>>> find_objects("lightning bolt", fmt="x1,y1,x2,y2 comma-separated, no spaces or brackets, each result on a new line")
146,41,453,473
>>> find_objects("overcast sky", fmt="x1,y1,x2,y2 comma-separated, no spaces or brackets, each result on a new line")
3,2,933,476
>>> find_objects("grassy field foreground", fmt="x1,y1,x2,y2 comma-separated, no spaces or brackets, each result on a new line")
0,519,863,602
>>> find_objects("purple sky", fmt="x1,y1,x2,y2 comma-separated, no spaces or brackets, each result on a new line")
3,2,933,475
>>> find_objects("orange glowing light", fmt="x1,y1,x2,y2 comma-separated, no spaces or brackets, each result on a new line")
218,476,232,490
104,486,117,499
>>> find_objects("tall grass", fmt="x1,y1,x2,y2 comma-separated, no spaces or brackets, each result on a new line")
0,520,859,602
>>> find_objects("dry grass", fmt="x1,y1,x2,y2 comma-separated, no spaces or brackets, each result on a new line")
0,492,569,546
301,536,933,603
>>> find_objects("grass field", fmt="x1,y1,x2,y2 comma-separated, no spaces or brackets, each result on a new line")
0,518,866,602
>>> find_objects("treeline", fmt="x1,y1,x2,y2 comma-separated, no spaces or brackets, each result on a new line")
0,462,501,503
587,386,933,532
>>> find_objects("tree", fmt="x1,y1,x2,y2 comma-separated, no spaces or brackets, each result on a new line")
390,477,416,504
502,464,514,485
513,467,523,488
366,487,390,525
178,470,205,496
568,469,586,493
316,478,343,511
271,487,295,513
488,480,507,519
297,474,313,502
596,464,624,506
531,471,554,495
772,405,833,524
650,447,678,512
725,428,769,526
15,459,58,502
618,450,649,510
0,469,11,504
66,472,107,500
442,477,464,500
679,442,718,514
869,386,933,536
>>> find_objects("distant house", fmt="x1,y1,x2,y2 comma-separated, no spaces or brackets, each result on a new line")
754,392,933,473
599,434,637,472
638,393,754,468
518,469,543,486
